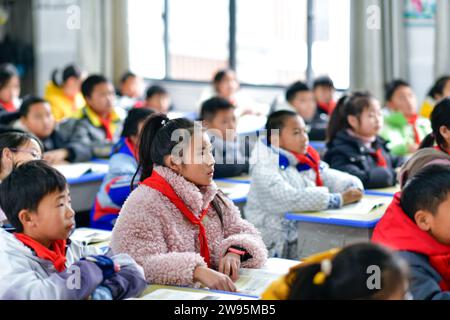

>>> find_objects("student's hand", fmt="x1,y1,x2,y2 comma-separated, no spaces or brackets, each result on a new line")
342,188,363,205
91,285,113,300
219,253,241,282
193,266,237,292
408,144,419,154
43,149,69,165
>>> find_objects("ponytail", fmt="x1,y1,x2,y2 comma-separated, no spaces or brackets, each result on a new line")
419,133,436,149
327,92,373,143
51,69,61,87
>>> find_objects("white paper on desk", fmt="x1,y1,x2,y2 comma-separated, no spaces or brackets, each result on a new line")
261,258,300,275
325,197,390,216
54,162,109,179
235,268,283,297
138,288,255,300
70,228,112,245
220,184,250,198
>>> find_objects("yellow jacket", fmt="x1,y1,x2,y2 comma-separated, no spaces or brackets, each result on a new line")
44,82,85,122
261,248,341,300
420,98,435,119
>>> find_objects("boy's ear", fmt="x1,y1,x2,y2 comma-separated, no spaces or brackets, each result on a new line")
439,125,450,141
18,209,36,229
415,210,433,232
347,115,359,130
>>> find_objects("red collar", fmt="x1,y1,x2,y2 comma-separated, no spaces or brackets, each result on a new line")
291,146,323,186
14,233,67,272
0,100,17,113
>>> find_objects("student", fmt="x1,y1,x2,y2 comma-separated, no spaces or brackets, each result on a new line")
201,97,249,178
381,80,431,156
420,76,450,119
372,164,450,300
244,110,363,259
262,243,410,300
275,81,328,141
111,114,267,291
44,64,85,122
91,108,154,230
419,98,450,155
142,85,171,114
69,75,123,160
0,63,20,113
116,71,145,111
0,132,44,226
12,96,89,164
200,69,268,118
324,92,404,189
0,161,147,300
313,76,337,116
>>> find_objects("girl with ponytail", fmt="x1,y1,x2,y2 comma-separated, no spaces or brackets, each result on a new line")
263,243,410,300
111,113,267,292
324,92,404,189
419,98,450,155
44,64,86,121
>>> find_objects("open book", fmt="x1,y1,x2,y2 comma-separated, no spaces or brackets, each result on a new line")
54,162,109,180
70,228,112,245
324,197,391,216
136,285,257,300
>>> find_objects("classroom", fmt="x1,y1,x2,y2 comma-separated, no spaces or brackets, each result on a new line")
1,0,450,305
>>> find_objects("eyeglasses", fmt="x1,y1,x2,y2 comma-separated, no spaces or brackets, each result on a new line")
10,148,42,160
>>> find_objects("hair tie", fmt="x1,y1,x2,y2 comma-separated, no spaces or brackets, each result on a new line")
313,259,333,286
161,119,168,127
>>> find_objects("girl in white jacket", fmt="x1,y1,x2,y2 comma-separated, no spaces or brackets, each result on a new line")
245,110,364,259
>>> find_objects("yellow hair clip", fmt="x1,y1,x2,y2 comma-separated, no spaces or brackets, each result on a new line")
313,259,332,286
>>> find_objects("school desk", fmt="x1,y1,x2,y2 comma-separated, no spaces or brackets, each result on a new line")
364,185,400,197
214,180,250,204
285,195,392,259
167,111,198,121
215,175,251,184
54,162,109,212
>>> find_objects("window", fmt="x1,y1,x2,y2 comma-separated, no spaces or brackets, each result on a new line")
168,0,229,81
236,0,308,85
128,0,165,79
312,0,350,89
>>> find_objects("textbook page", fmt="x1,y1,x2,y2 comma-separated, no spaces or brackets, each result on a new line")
325,197,391,216
235,268,284,297
136,285,256,300
70,228,112,245
54,162,109,179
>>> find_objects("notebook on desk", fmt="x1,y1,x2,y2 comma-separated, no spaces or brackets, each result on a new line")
70,228,112,245
54,162,109,180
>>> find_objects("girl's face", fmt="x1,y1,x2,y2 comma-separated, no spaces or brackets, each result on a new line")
0,76,20,103
167,132,215,187
0,139,42,180
276,115,309,155
348,99,383,139
215,72,239,99
63,77,82,98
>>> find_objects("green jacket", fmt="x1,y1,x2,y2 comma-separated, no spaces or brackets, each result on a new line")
380,111,431,156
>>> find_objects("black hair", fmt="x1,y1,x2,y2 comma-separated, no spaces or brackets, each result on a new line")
120,71,137,85
81,74,109,99
420,98,450,150
121,108,154,138
200,97,235,122
287,243,407,300
213,69,234,84
0,131,44,174
428,76,450,100
313,76,335,90
285,81,310,103
265,110,298,145
132,113,226,225
51,64,82,88
19,96,48,118
0,161,67,233
385,79,411,102
145,85,168,100
401,165,450,222
0,63,19,91
327,91,374,142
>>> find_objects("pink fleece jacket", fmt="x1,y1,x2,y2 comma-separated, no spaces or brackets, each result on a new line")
111,166,267,287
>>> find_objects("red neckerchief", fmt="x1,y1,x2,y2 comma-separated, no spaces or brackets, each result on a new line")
99,115,114,141
125,138,138,160
435,145,450,155
0,100,16,112
408,114,421,145
141,171,212,267
372,193,450,291
317,100,336,115
291,146,323,187
369,148,388,168
14,233,67,272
